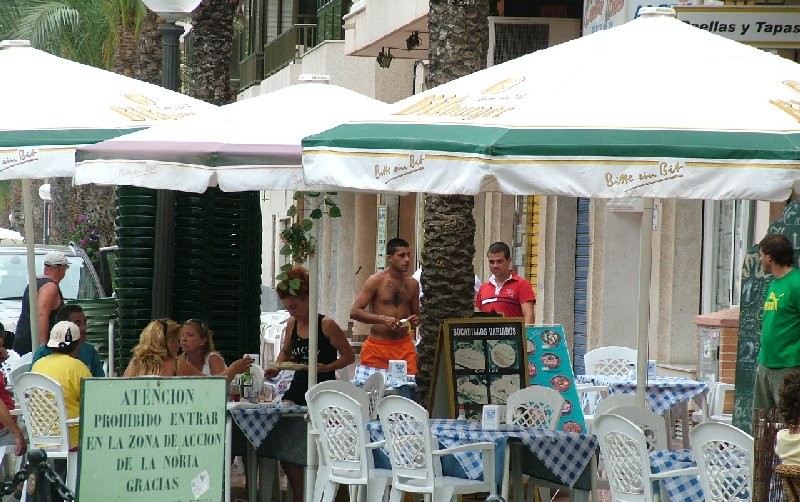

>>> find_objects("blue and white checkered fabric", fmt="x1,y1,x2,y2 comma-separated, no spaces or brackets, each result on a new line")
577,375,707,415
352,364,416,389
229,404,307,448
367,418,596,487
650,449,703,502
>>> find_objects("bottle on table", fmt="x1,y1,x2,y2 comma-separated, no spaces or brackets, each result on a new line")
241,370,254,402
457,404,466,421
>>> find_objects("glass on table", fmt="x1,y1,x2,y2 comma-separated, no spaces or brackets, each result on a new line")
229,382,241,402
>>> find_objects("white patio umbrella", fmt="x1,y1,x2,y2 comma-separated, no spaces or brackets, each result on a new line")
0,39,216,350
75,81,390,192
302,8,800,400
0,229,24,244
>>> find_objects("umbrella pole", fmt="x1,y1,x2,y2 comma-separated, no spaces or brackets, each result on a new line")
636,198,654,408
305,217,320,502
22,180,40,351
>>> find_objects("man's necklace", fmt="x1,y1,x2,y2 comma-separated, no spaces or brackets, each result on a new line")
388,278,405,306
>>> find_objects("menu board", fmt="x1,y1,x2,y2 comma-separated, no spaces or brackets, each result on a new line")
526,325,586,433
434,318,527,420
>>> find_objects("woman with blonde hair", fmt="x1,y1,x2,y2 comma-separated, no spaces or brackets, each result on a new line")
124,319,249,380
180,319,226,375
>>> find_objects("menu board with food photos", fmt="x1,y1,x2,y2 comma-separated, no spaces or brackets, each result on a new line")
526,325,586,433
432,318,527,420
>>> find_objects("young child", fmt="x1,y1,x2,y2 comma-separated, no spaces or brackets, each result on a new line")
777,369,800,464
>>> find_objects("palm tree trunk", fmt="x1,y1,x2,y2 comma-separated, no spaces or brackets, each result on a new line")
187,0,239,105
416,0,489,405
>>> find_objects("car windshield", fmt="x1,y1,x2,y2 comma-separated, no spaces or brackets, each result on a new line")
0,253,100,300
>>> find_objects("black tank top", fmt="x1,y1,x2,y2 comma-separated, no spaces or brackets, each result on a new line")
14,277,63,355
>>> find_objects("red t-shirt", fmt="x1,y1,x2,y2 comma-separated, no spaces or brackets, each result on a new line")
475,271,536,318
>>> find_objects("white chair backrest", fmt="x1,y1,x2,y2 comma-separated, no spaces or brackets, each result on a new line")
689,422,753,502
377,395,436,488
8,363,30,387
576,384,608,414
305,380,365,406
584,346,637,376
13,372,70,452
362,372,385,420
12,352,33,371
594,413,659,502
506,385,565,430
594,393,638,417
307,388,372,482
606,405,668,451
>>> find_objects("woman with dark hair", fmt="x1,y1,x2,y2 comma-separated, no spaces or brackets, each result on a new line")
265,265,355,502
777,369,800,463
124,319,249,381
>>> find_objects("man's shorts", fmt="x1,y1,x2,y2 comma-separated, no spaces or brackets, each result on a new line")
359,336,418,375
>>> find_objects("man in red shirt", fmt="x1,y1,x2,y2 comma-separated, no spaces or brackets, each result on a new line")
475,242,536,324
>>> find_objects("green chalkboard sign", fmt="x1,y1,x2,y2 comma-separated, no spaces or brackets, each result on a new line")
78,377,227,501
734,200,800,434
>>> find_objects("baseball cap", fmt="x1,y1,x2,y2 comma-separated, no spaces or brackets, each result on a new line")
47,321,79,348
43,251,69,267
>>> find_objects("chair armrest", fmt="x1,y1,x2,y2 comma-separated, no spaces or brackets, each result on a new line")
66,417,80,425
365,440,386,449
433,441,494,456
650,467,699,480
309,429,319,436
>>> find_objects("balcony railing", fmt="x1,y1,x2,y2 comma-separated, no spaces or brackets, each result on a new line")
316,0,347,45
263,23,318,77
239,51,264,90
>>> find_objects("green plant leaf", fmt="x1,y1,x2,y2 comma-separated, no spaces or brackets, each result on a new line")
307,192,321,198
309,208,323,219
302,219,314,231
279,244,292,256
329,206,342,218
324,197,336,206
289,278,301,291
287,205,297,217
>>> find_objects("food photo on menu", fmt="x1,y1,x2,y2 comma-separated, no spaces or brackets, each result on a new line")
454,340,487,370
488,339,518,370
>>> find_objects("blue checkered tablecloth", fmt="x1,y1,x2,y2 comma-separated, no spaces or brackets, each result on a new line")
367,418,597,488
650,449,703,502
577,375,707,415
228,403,307,448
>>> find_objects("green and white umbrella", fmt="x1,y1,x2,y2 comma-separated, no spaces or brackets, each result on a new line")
0,40,215,350
303,8,800,402
303,9,800,201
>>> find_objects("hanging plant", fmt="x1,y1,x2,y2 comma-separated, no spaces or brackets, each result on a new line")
276,192,341,295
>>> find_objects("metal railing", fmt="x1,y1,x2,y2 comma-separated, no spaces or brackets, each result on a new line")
263,24,318,77
316,0,347,44
239,51,265,90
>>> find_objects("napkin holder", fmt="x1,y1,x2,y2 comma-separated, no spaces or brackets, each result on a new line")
481,405,506,430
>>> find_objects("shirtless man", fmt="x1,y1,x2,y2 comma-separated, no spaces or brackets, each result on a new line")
350,238,421,374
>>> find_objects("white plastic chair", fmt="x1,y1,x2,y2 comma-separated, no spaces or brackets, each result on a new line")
362,372,386,420
594,393,638,417
605,405,668,451
594,414,698,502
8,363,30,387
504,385,565,502
707,382,734,425
13,372,79,494
689,422,753,502
584,346,638,376
377,395,496,502
11,352,32,371
576,383,609,432
306,387,392,502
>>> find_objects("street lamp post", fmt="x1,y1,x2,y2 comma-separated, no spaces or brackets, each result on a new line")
37,183,51,244
139,0,202,318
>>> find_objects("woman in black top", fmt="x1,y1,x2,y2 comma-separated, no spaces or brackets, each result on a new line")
265,265,355,502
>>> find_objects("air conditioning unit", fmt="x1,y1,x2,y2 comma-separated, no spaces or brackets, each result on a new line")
488,16,581,67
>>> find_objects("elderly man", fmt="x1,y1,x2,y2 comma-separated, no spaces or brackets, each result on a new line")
13,251,68,355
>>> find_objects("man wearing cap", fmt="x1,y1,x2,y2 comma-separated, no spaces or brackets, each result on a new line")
31,321,90,450
13,251,68,355
32,305,105,377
